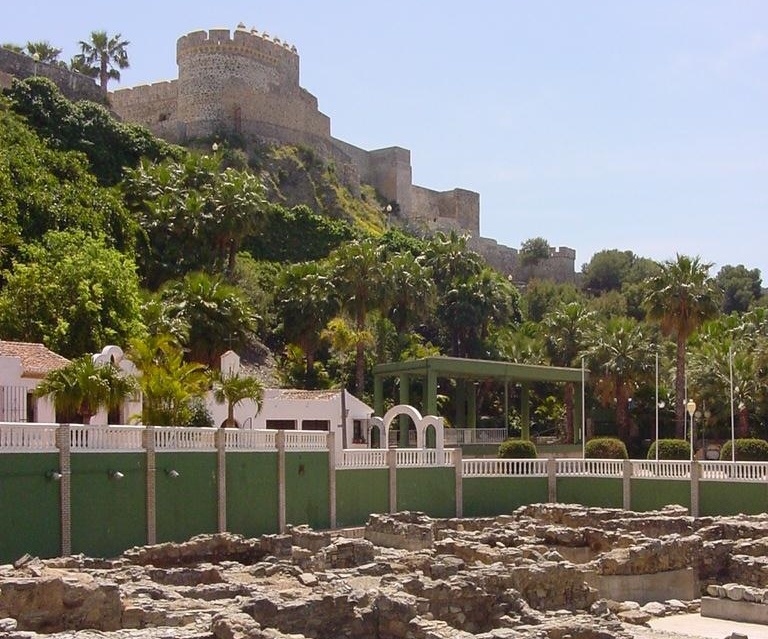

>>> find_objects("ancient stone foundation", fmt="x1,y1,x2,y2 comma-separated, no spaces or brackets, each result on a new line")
4,504,766,638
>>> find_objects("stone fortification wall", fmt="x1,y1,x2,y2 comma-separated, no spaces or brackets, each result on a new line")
0,47,103,102
472,238,576,283
109,80,179,136
410,186,480,235
175,27,329,143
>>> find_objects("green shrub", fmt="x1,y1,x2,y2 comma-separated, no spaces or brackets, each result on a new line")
647,439,690,460
584,437,628,459
720,438,768,462
498,438,537,459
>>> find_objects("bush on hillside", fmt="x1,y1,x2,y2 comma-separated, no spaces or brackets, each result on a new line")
646,439,690,460
719,438,768,462
584,437,628,459
498,438,537,459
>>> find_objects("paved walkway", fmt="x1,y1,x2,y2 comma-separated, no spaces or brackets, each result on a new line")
647,612,768,639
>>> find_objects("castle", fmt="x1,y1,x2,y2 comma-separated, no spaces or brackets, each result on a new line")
1,26,576,283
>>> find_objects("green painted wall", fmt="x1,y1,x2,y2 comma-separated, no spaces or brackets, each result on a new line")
463,477,548,517
226,452,279,536
700,482,768,516
156,452,217,542
0,453,61,562
70,453,146,558
285,452,330,529
556,477,623,508
630,479,691,512
336,469,389,527
397,467,456,517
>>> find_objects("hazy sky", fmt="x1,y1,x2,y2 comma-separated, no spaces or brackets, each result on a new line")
3,1,767,276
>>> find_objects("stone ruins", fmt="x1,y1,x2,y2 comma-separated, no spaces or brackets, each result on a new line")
2,503,767,639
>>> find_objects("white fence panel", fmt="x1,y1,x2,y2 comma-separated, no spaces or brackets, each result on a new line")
463,458,548,477
70,425,144,452
556,458,624,477
154,427,216,451
395,448,452,467
225,429,277,451
338,449,389,469
445,428,507,446
701,461,768,482
631,460,691,479
0,422,58,452
285,431,328,451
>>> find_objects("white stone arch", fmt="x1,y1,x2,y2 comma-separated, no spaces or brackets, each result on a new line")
369,416,385,449
381,404,444,450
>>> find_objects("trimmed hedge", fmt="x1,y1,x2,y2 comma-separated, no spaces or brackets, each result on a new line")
647,439,690,460
584,437,628,459
498,438,538,459
720,438,768,462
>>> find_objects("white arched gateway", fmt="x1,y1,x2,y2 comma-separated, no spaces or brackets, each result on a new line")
369,404,445,450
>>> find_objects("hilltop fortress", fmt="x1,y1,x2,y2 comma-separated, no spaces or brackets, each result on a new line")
1,25,576,282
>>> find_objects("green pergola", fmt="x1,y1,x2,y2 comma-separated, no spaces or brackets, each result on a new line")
373,356,589,445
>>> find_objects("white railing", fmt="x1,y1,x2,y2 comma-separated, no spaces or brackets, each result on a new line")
70,425,144,452
225,428,276,451
631,460,691,479
701,461,768,482
395,448,453,467
445,428,507,445
338,449,389,469
154,427,216,451
557,458,624,477
463,458,548,477
284,430,328,451
0,422,58,452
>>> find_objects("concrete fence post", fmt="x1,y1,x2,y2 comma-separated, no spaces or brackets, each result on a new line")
215,427,227,533
327,431,336,529
143,424,157,545
690,461,700,517
276,430,287,533
56,423,72,556
622,459,632,510
388,448,397,513
454,448,463,518
547,457,557,503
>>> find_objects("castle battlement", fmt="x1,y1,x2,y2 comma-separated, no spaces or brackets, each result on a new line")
176,26,298,68
112,80,177,105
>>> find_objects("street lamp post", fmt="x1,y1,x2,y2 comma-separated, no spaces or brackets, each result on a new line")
686,399,696,462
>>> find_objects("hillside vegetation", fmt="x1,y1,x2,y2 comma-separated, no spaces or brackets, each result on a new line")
2,75,768,454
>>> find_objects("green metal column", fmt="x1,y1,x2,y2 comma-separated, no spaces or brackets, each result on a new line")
504,378,509,433
455,380,466,428
374,374,384,417
398,374,410,447
424,369,437,416
574,382,583,444
521,382,531,440
467,383,477,429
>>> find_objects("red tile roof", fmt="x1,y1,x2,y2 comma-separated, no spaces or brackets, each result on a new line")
0,340,70,378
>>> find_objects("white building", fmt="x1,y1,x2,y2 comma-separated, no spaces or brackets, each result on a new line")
254,388,375,452
0,340,69,423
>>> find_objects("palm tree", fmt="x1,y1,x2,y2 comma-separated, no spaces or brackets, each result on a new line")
330,239,390,394
75,31,130,91
35,355,136,424
542,301,594,443
25,41,62,64
644,255,721,437
161,272,255,367
129,334,208,426
584,317,652,443
276,261,339,387
209,369,263,428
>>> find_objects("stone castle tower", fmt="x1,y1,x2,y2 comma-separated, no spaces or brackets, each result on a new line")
107,25,575,283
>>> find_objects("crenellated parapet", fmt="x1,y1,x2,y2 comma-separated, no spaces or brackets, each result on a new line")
176,25,299,90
